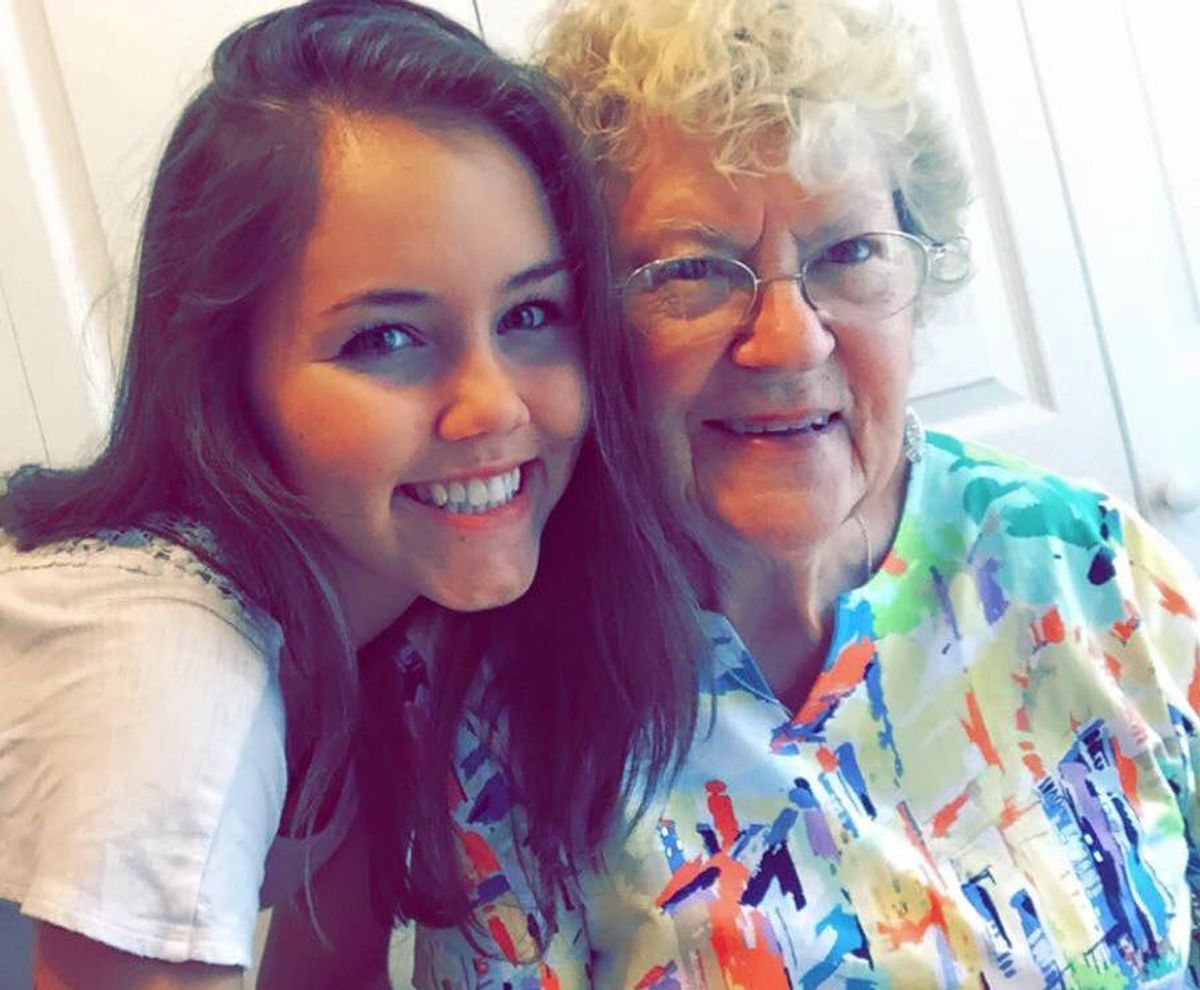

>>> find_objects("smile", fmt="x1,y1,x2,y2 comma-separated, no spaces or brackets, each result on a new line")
403,466,523,514
714,412,840,436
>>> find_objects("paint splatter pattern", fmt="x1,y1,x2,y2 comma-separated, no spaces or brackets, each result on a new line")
413,433,1200,989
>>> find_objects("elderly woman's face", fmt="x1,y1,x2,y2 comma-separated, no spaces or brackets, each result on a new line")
614,127,914,559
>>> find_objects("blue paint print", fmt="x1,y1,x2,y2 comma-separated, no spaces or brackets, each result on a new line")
801,905,872,989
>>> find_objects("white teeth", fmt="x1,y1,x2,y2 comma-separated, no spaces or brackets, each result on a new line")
725,414,832,435
407,467,523,513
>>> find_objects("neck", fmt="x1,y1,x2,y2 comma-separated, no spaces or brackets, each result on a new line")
712,458,909,709
330,563,416,650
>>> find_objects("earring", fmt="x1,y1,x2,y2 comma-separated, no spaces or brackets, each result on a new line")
903,406,925,464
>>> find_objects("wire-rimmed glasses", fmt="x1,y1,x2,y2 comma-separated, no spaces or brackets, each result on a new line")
621,230,965,335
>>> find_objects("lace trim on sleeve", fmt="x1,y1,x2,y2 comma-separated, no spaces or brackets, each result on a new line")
0,515,277,639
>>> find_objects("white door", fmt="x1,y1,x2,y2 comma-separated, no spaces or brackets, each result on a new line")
0,276,47,472
1014,0,1200,564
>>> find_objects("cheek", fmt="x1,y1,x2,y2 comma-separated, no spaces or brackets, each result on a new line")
841,331,913,475
267,369,424,488
637,336,720,422
530,361,590,444
847,325,913,412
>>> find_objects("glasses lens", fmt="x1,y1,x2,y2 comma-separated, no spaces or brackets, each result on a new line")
804,232,928,320
624,256,755,331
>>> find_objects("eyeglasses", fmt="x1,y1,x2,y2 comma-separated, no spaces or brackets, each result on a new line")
621,230,964,334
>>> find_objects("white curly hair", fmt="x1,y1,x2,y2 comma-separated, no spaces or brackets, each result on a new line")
537,0,971,244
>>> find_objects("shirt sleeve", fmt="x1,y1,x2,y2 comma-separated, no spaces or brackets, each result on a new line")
411,717,592,989
1110,504,1200,978
0,564,287,967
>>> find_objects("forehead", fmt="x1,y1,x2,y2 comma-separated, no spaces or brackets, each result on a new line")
253,113,565,343
612,123,893,259
320,115,551,230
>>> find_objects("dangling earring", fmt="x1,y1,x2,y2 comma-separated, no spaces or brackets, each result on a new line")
903,406,925,464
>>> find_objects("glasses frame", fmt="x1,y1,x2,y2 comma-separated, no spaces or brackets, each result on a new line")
621,229,956,330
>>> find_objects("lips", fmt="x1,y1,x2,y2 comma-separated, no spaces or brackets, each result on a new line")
707,410,841,437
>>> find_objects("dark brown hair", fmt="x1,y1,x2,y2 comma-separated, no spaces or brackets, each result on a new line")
1,0,700,928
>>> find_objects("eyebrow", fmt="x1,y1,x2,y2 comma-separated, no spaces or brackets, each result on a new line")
320,258,569,316
504,257,569,290
640,218,741,250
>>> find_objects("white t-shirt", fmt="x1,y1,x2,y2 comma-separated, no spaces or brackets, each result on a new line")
0,524,354,966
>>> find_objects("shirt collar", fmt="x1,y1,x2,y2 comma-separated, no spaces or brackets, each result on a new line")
699,609,777,703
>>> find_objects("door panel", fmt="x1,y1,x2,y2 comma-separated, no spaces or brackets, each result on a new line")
0,275,47,471
1019,0,1200,562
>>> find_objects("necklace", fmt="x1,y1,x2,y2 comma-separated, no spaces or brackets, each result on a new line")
852,512,873,585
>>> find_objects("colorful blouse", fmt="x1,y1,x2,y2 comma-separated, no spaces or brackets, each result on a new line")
413,432,1200,989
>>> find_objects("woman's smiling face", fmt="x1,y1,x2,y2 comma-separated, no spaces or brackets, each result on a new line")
252,116,588,630
614,126,915,565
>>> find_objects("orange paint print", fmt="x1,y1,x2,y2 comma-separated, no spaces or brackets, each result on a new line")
883,552,908,576
1112,599,1141,644
538,961,562,990
456,826,501,880
634,965,675,989
998,796,1037,829
711,903,791,990
961,690,1003,769
1153,577,1196,619
931,789,971,838
1030,607,1065,650
1104,653,1123,681
1189,647,1200,714
1022,752,1047,779
877,884,951,950
484,905,521,964
792,636,876,726
707,780,740,850
1015,706,1031,732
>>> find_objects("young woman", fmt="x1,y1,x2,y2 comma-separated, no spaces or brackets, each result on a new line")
0,2,699,987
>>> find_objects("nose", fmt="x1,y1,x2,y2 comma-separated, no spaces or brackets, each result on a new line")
730,277,835,370
436,344,530,442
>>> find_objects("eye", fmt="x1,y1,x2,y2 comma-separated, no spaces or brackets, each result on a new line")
819,236,877,265
647,256,720,288
498,299,564,334
338,323,420,359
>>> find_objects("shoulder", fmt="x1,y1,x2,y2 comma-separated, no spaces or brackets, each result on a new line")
0,520,289,965
902,430,1199,664
0,518,281,654
897,431,1121,576
919,431,1115,541
877,431,1199,637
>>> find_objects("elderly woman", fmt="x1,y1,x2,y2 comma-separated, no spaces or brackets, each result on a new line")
402,0,1200,987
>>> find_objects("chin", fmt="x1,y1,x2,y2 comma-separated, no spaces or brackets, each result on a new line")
428,572,536,613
